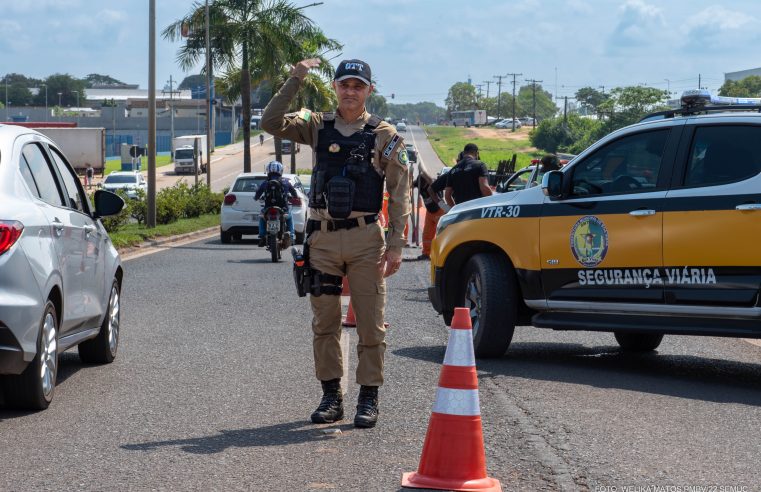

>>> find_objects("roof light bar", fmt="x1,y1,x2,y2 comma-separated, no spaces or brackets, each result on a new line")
681,89,761,108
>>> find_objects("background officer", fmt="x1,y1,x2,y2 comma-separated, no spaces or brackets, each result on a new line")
444,143,493,205
261,57,411,428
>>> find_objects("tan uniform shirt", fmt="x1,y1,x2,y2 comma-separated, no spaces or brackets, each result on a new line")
261,76,411,253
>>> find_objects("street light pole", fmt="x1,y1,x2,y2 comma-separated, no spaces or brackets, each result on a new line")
205,0,211,187
4,79,8,122
147,0,157,227
57,92,62,121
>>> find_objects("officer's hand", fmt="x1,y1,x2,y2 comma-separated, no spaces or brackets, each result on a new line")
291,58,322,81
380,249,402,278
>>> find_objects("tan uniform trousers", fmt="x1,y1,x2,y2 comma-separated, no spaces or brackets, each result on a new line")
308,220,387,387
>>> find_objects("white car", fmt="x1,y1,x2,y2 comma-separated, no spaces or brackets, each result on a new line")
396,122,408,132
101,171,147,199
220,172,309,244
495,119,522,129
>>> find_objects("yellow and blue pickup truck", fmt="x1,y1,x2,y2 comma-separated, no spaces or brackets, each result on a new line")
429,90,761,357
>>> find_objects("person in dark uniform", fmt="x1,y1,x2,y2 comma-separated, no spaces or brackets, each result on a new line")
444,143,493,206
261,58,410,428
539,154,561,173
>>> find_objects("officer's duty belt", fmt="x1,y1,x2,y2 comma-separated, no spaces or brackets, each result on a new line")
306,214,378,234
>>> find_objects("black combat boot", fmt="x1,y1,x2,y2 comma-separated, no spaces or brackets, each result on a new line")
354,385,379,428
310,378,344,424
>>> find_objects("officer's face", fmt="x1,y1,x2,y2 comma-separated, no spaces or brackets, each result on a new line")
333,78,373,114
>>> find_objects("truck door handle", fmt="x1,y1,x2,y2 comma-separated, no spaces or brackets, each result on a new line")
735,203,761,211
52,219,64,237
629,209,656,216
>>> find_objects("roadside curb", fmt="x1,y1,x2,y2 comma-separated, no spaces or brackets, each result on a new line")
117,226,219,258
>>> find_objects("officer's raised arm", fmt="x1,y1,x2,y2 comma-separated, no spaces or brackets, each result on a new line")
260,58,322,146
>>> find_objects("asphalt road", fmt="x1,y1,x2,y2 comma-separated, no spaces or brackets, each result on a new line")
3,126,761,491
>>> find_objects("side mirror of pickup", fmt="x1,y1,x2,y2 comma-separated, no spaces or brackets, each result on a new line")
542,171,564,199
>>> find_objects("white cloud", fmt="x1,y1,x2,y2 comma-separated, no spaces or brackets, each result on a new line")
606,0,668,50
681,5,759,52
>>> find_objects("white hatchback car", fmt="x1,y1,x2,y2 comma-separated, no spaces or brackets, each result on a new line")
0,124,125,410
220,172,309,244
101,171,147,199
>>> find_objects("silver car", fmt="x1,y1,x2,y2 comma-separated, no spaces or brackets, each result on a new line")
0,124,125,410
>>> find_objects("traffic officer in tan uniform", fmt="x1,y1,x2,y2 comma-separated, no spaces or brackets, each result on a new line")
262,58,410,428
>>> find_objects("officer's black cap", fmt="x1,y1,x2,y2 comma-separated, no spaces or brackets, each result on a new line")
334,59,372,86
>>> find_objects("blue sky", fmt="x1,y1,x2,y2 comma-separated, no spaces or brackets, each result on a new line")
2,0,760,106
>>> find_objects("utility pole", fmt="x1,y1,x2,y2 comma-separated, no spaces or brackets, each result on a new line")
526,78,542,128
563,96,569,125
482,80,492,99
147,0,156,228
205,0,212,187
4,78,8,122
42,83,48,122
493,75,506,119
698,73,701,90
507,72,522,131
598,85,605,95
475,84,483,106
166,75,177,156
664,78,671,96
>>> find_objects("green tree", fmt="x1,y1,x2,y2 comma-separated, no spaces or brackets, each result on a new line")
35,74,87,107
530,113,603,154
517,84,556,121
598,86,669,128
718,76,761,97
387,102,446,124
85,73,127,88
366,92,388,117
574,86,608,115
178,74,207,91
445,82,477,115
164,0,327,173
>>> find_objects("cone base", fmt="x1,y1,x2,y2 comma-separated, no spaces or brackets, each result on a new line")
402,472,501,492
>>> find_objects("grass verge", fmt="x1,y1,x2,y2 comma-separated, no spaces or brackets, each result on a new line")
110,213,220,250
425,126,542,170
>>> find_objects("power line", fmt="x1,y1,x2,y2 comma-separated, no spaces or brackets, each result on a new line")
525,78,542,128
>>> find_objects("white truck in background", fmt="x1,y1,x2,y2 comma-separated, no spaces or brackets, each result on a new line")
34,127,106,173
172,134,208,174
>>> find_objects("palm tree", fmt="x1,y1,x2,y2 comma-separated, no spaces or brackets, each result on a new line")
163,0,324,172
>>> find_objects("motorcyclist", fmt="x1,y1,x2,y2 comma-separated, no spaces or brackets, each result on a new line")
255,160,298,247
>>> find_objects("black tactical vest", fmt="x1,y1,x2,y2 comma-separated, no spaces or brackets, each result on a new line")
311,115,385,214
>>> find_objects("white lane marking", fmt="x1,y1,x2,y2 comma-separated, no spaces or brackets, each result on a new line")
341,327,351,395
743,339,761,348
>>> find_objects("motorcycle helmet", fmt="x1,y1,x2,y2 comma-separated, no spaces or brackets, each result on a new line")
266,160,284,175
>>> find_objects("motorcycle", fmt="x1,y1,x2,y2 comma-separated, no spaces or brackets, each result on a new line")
263,206,291,262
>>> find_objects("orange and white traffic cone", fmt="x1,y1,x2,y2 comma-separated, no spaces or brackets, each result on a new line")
341,278,357,327
401,307,501,492
342,301,357,327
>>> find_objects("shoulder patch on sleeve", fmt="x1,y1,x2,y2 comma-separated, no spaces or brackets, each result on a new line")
398,148,409,166
382,134,401,159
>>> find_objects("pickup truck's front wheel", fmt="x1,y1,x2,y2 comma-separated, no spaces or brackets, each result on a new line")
459,253,516,358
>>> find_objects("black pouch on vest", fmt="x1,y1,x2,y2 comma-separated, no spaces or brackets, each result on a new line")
325,176,355,219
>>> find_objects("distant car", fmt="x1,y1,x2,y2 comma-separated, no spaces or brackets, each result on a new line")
102,171,147,199
396,122,408,132
281,140,300,154
0,124,126,410
519,117,537,126
495,119,522,129
220,172,309,244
